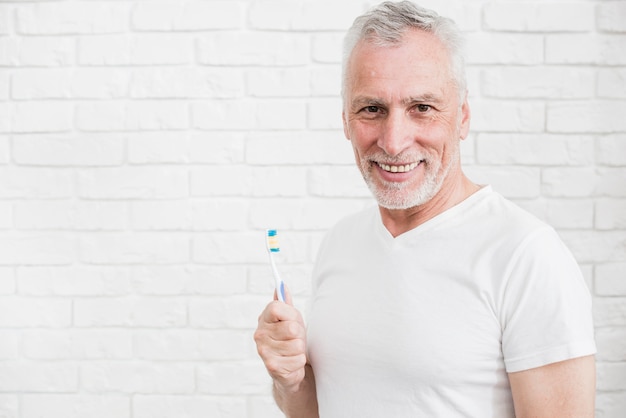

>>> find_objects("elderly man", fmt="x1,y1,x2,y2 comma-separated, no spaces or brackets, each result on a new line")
254,2,596,417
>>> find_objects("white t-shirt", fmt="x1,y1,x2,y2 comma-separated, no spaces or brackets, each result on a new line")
307,186,596,417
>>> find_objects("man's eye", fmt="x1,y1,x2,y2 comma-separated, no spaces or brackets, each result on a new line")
416,104,431,112
365,106,380,113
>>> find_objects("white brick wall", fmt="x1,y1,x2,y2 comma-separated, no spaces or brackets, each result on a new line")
0,0,622,417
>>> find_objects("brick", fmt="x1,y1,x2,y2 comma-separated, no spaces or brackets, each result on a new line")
595,327,626,362
516,198,594,229
130,200,192,231
310,65,342,96
190,199,249,231
78,233,190,265
0,167,73,198
0,71,9,100
128,132,188,164
78,34,192,66
12,69,129,100
469,100,545,133
22,330,132,360
246,68,310,98
193,232,268,265
598,1,626,32
130,68,244,99
0,37,74,67
596,392,626,418
12,134,125,166
0,331,19,359
197,361,270,395
308,166,374,197
596,199,626,230
481,67,594,99
77,167,188,199
596,168,626,198
17,266,131,296
0,135,8,163
189,132,245,164
23,395,129,418
0,233,75,266
560,230,626,264
596,134,626,166
192,100,306,131
0,297,71,327
249,197,369,230
0,202,12,229
132,1,243,31
134,329,250,360
16,2,129,34
483,2,593,32
0,363,77,392
81,362,194,394
130,265,247,296
248,396,283,418
74,297,187,327
0,104,9,132
466,33,543,64
546,34,626,65
597,362,626,391
548,101,626,133
476,134,594,166
133,395,246,418
190,166,306,197
15,200,126,230
308,98,343,129
248,264,313,297
12,102,73,133
0,6,9,35
245,131,353,165
594,297,626,327
75,201,128,230
76,101,187,131
464,166,541,198
542,167,597,197
197,32,309,66
598,68,626,99
189,295,269,330
597,262,626,297
248,0,358,30
311,33,344,64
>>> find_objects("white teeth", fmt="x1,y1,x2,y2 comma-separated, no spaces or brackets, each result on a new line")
377,162,419,173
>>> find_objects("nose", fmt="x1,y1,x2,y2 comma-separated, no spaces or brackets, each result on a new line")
377,110,412,158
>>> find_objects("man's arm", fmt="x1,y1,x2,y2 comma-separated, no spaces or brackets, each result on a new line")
254,290,319,418
508,355,596,418
272,363,318,418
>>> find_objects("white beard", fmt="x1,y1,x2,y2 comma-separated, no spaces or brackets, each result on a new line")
359,145,459,210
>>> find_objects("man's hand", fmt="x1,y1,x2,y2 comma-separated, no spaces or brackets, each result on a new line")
254,288,308,394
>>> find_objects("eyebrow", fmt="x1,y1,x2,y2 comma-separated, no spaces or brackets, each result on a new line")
350,93,443,109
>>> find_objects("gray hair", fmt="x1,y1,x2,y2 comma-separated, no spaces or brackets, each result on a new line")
342,1,467,101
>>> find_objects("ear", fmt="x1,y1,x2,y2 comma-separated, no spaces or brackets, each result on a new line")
459,93,471,140
342,108,350,141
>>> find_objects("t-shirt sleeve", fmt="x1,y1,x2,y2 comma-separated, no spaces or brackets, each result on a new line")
500,227,596,373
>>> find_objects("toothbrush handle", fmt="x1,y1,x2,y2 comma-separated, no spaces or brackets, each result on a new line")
269,254,286,302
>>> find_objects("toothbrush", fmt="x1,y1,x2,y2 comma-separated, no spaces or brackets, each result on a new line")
265,229,286,302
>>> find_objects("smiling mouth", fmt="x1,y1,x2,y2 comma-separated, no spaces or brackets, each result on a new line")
376,160,423,173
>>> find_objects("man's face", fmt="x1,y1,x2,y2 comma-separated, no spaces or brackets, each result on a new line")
342,29,470,210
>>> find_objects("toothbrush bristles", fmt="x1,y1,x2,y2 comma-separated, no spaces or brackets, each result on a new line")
266,229,280,253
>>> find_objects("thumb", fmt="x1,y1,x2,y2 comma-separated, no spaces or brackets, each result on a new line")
274,283,293,306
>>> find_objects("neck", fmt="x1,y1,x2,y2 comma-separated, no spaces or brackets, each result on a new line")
379,171,481,238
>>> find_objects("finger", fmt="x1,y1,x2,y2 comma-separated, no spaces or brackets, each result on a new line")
259,300,302,324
